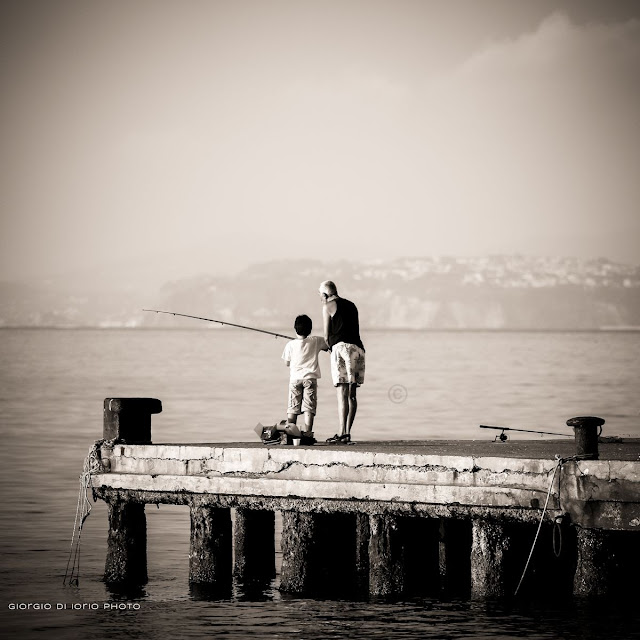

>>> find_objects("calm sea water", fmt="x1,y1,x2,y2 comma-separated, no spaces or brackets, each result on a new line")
1,328,639,639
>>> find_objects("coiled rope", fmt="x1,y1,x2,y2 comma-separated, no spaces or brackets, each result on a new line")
63,439,115,586
513,453,589,596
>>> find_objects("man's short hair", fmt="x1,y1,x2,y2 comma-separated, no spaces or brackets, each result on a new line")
294,314,312,337
319,280,338,296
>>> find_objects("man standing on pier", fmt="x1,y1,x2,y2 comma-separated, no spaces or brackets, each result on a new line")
319,280,365,444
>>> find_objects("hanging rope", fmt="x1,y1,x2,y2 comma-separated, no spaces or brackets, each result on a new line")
513,453,590,596
63,439,115,586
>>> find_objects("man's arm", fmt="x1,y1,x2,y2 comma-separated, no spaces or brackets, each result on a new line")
322,303,331,346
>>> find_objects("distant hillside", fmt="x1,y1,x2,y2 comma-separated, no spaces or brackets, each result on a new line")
2,256,639,330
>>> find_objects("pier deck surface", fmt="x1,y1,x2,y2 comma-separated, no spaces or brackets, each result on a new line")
146,438,640,460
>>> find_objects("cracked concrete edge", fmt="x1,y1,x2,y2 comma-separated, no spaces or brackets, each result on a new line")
91,472,560,509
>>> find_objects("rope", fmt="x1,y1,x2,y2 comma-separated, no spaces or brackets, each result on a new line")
513,453,590,596
63,439,115,586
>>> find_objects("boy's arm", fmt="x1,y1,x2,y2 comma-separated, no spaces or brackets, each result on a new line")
282,342,291,366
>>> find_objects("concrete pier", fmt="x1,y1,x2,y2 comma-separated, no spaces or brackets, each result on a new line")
91,399,640,600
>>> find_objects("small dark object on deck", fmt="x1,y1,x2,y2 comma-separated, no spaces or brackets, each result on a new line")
567,416,605,460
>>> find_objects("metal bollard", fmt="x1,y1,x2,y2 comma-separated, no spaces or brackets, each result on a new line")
566,416,604,460
103,397,162,444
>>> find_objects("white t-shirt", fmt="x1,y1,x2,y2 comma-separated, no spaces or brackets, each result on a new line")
282,336,327,380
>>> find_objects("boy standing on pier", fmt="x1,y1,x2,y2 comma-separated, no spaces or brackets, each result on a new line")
281,314,329,444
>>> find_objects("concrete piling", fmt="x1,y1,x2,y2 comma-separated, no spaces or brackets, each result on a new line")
470,520,510,599
573,526,612,597
233,508,276,583
354,513,370,594
439,519,472,596
368,514,404,597
188,504,232,586
104,499,148,585
279,510,317,594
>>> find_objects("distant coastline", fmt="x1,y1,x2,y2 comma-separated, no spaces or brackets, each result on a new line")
2,256,639,331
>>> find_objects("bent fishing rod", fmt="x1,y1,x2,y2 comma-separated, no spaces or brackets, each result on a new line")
480,424,569,442
142,309,294,340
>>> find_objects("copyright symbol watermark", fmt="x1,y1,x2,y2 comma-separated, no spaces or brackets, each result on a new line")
388,385,408,404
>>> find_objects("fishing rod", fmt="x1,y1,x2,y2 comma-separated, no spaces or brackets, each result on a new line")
479,424,570,442
143,309,294,340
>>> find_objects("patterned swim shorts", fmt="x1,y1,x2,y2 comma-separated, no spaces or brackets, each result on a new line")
330,342,365,386
288,378,318,415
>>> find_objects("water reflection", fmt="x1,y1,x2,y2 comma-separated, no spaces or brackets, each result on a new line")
189,581,233,602
104,582,148,601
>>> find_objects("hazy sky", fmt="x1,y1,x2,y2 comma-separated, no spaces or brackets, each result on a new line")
2,0,639,283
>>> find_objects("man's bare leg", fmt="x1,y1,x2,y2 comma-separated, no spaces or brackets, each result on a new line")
346,383,357,435
336,384,349,436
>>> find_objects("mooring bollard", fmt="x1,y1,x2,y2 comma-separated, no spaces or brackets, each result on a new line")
103,397,162,444
567,416,604,460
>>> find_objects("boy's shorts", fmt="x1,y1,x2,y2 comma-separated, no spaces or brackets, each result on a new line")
288,378,318,415
330,342,365,386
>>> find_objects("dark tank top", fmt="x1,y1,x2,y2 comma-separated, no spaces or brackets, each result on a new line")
327,298,365,351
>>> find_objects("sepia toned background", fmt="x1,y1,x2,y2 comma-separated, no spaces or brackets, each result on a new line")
1,3,639,639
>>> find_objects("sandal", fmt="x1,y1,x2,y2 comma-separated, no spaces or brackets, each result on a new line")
326,433,350,443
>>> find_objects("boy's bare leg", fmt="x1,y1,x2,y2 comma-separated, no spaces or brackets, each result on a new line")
303,412,315,432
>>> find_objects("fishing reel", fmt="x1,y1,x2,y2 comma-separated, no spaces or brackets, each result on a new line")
479,424,568,441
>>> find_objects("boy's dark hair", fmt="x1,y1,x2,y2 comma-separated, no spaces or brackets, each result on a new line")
294,314,312,337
